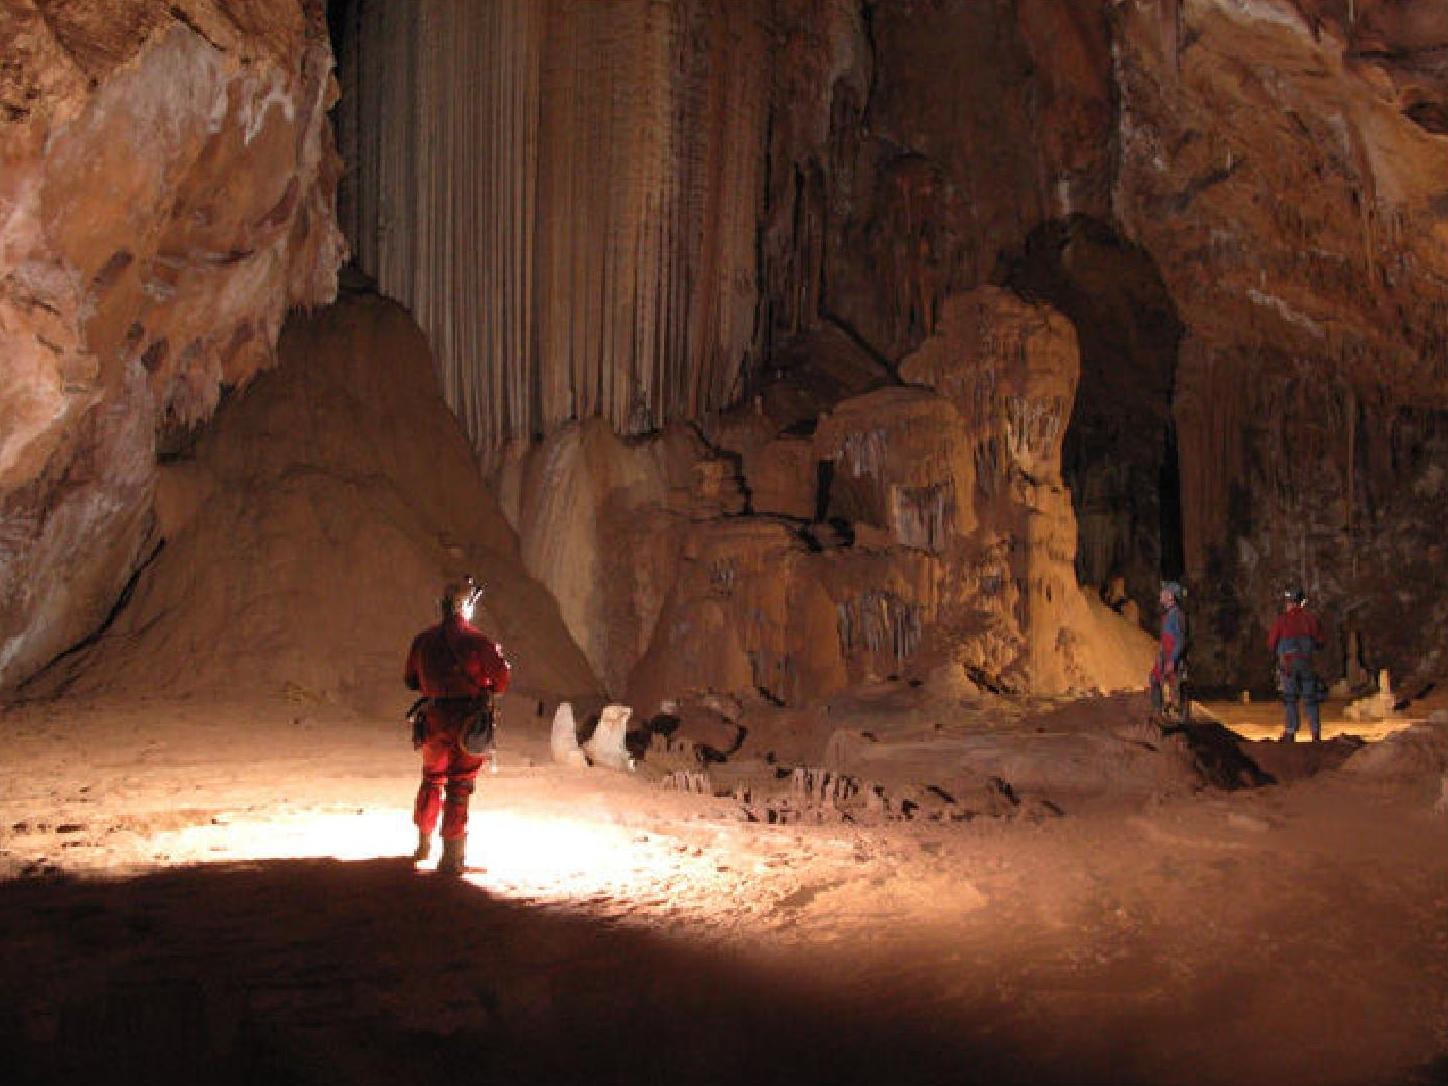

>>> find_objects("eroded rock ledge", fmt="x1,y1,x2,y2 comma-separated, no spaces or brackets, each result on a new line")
0,0,344,688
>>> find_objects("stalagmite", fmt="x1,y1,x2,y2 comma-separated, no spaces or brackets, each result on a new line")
550,701,589,768
584,704,636,772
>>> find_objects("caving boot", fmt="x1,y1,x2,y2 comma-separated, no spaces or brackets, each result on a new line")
437,835,467,876
411,828,433,864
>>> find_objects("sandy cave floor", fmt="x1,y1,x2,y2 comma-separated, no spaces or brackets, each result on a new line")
2,694,1448,1086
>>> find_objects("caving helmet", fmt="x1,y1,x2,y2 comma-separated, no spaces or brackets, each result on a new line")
441,575,485,622
1160,580,1185,604
1283,585,1307,606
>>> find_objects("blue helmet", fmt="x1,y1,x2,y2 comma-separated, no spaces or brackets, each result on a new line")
1284,586,1306,605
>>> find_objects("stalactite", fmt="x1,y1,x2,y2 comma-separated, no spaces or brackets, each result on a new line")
339,0,768,460
889,482,956,554
840,428,887,477
836,591,924,668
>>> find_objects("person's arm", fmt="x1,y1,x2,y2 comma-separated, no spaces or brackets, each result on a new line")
404,636,422,692
460,636,511,695
483,641,511,695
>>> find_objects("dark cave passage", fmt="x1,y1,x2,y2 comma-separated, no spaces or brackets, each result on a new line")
1000,215,1186,619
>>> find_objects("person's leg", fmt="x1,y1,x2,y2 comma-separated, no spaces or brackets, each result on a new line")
1276,662,1298,740
412,740,450,860
437,748,486,874
1171,670,1190,727
1280,692,1303,747
1303,669,1323,741
441,777,477,839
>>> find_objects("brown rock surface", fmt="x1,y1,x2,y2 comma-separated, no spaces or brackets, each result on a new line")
23,291,598,711
1112,0,1448,685
325,0,1448,697
622,287,1151,711
496,419,742,698
0,0,344,690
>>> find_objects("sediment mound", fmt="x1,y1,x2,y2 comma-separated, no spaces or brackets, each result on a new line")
26,291,600,713
1345,716,1448,781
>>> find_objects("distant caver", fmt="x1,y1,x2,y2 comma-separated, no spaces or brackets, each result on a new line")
1149,581,1189,725
1269,587,1326,743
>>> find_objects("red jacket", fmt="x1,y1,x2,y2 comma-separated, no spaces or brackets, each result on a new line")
1268,606,1323,665
405,615,511,700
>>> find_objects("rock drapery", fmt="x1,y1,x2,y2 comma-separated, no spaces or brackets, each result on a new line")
0,0,344,689
335,0,772,461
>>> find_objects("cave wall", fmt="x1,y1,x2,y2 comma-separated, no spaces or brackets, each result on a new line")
0,0,344,690
1112,0,1448,687
811,0,1117,362
503,287,1153,710
10,0,1448,697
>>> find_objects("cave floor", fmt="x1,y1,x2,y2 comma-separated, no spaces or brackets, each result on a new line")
1,694,1447,1086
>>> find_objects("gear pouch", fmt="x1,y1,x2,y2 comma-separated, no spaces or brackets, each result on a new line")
460,702,496,755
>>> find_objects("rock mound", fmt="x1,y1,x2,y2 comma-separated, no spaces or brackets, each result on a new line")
25,292,600,713
1345,717,1448,782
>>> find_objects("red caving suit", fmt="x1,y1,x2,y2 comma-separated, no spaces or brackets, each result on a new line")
404,614,511,841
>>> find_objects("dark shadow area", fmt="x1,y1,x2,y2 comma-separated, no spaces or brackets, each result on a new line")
1171,718,1276,789
998,215,1185,619
1242,734,1367,783
0,857,1163,1086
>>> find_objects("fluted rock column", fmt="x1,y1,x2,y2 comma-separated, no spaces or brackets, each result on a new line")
338,0,769,461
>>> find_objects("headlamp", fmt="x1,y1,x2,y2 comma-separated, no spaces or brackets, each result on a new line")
461,576,484,619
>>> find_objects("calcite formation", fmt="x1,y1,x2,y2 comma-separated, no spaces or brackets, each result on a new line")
336,0,772,464
0,0,344,689
508,287,1152,711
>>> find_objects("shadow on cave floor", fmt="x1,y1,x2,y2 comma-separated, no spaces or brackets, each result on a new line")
0,856,1136,1086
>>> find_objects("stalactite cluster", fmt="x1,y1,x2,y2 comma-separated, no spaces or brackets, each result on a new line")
337,0,768,459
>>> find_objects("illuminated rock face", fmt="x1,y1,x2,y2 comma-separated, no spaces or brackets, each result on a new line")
0,0,344,689
337,0,1448,694
511,288,1152,710
24,291,599,709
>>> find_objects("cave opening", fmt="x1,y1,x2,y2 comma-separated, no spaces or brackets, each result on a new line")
999,214,1185,623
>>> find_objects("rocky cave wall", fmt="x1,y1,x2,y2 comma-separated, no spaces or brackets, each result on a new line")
335,0,1448,694
0,0,345,690
1113,0,1448,687
335,0,1155,707
8,0,1448,701
499,286,1153,714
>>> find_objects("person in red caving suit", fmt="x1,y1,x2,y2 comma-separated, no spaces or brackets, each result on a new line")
404,577,511,874
1268,586,1325,743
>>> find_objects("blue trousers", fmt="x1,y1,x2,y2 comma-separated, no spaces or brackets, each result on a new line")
1279,661,1322,741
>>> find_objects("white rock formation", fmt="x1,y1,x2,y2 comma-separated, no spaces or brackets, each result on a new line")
550,701,589,769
